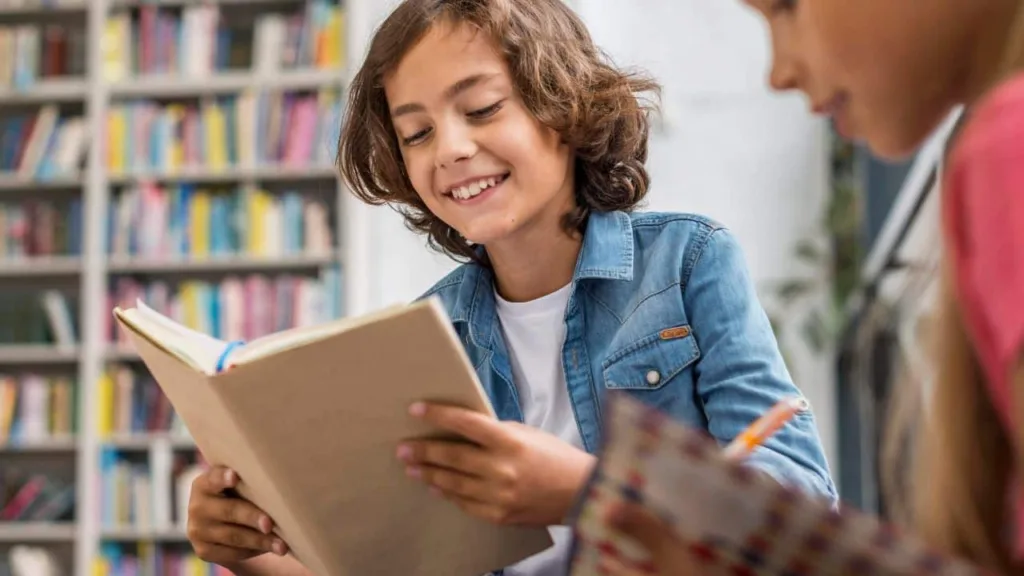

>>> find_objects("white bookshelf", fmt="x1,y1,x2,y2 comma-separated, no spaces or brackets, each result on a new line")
0,0,369,574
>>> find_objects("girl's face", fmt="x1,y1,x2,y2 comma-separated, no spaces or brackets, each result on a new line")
745,0,986,159
384,21,575,249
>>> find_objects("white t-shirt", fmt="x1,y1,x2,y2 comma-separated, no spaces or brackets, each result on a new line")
494,282,584,576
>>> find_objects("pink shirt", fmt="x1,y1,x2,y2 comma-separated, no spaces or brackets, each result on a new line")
943,70,1024,557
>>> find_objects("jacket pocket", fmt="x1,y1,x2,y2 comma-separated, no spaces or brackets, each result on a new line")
602,325,701,390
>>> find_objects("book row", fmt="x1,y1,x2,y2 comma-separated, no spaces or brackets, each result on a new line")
0,290,77,347
0,22,87,91
0,197,83,258
105,89,344,175
0,107,89,180
98,448,204,531
0,374,76,445
97,365,186,439
107,269,344,346
0,472,75,523
103,0,344,81
108,183,334,259
0,268,341,349
97,544,230,576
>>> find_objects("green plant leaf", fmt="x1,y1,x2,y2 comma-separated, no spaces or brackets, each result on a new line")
795,238,823,263
774,278,815,304
801,309,828,353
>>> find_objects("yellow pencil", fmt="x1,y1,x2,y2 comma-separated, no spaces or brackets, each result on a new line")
722,397,810,460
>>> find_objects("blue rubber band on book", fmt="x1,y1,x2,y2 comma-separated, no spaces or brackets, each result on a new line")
216,340,246,373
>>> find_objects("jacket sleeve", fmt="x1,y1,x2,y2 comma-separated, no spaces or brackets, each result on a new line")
684,226,838,503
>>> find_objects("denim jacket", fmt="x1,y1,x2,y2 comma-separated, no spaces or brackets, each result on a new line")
420,210,837,502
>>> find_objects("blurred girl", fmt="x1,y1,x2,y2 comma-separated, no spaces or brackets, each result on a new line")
609,1,1024,574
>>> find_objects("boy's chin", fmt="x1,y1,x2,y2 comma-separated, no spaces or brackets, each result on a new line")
455,220,523,249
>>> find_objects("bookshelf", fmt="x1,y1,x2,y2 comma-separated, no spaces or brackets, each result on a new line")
0,0,359,574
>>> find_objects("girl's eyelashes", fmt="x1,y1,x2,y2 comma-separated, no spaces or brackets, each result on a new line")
467,101,504,120
770,0,796,14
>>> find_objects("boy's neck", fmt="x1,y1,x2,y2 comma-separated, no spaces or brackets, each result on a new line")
485,217,583,304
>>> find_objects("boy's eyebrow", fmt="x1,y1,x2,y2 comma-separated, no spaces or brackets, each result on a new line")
391,73,498,117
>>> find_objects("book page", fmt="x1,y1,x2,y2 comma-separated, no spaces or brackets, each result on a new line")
115,298,425,375
115,300,231,374
230,300,418,365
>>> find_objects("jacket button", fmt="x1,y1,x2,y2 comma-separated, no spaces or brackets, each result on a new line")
646,370,660,386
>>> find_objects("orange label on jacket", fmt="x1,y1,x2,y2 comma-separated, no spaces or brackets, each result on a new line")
659,326,690,340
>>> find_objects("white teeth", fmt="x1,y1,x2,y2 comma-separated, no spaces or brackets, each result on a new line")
449,176,503,200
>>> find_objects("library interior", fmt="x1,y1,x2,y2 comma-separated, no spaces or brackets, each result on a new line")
0,0,960,575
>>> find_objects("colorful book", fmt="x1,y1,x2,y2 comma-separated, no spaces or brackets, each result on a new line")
569,393,987,576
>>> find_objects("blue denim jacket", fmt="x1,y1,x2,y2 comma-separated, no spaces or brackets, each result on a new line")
420,210,837,502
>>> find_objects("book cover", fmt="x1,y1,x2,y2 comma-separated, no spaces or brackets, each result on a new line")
569,393,988,576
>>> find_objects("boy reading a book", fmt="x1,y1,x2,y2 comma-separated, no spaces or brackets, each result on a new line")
599,1,1024,574
185,1,838,574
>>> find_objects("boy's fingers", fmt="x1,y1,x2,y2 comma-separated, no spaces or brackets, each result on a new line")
192,541,262,564
206,523,279,554
197,466,239,494
207,496,273,534
410,402,507,448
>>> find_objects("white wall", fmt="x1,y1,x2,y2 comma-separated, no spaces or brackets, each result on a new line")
347,0,838,473
572,1,837,470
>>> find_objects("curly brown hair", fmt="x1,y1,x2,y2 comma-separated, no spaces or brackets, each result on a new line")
337,0,661,262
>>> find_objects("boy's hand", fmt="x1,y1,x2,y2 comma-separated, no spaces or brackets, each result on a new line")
186,466,289,565
397,402,596,527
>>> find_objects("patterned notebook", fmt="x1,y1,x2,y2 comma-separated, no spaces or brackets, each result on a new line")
568,392,989,576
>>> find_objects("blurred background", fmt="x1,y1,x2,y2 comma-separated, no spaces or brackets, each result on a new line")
0,0,951,574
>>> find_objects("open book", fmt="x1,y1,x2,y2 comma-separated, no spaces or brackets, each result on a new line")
569,393,985,576
113,297,552,576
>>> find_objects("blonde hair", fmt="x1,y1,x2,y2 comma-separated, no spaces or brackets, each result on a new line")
884,2,1024,572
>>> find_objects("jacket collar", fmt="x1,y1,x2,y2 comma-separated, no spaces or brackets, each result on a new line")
449,210,636,348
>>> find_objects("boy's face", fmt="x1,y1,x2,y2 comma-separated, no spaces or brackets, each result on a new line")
384,21,574,248
743,0,980,159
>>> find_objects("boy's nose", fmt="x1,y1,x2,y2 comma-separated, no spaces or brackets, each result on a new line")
434,125,477,169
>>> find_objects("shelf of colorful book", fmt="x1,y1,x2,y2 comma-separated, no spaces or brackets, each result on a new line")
0,0,86,15
0,104,89,182
0,256,80,277
0,345,78,364
108,69,345,99
0,436,76,453
101,434,195,451
95,544,227,576
107,253,338,275
95,543,228,576
107,165,338,186
102,0,344,83
109,0,310,9
0,521,76,542
99,527,189,543
0,79,87,105
0,174,82,192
